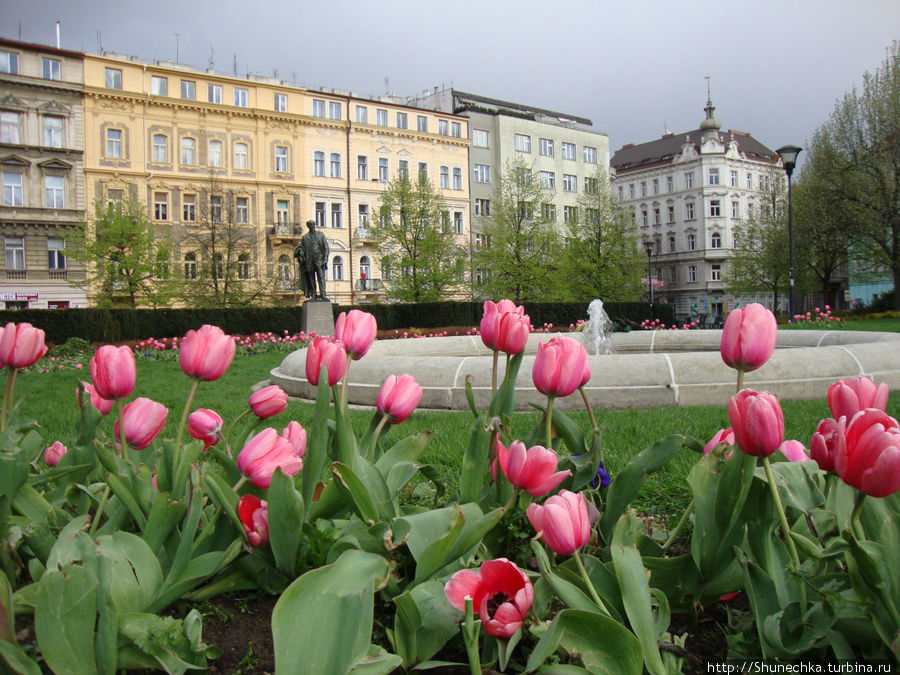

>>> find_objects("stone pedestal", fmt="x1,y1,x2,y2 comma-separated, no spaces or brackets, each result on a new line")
301,300,335,336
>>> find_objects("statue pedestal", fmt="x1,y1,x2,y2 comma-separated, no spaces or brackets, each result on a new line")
301,300,335,336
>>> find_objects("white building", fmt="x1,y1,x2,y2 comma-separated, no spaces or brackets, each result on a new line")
610,97,783,323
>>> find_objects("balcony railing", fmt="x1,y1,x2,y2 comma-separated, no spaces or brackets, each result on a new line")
276,278,298,292
271,222,304,237
49,270,68,280
355,278,382,291
5,270,25,280
353,227,375,241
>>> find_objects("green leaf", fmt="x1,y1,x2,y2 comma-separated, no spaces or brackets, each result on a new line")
0,567,13,643
550,406,588,457
268,469,305,577
96,531,163,614
531,540,596,613
412,505,505,585
117,611,211,674
0,639,42,675
332,461,381,524
273,550,389,675
105,472,148,530
303,374,333,517
489,350,524,418
200,469,242,536
349,645,403,674
374,431,432,474
35,559,99,674
458,413,492,504
333,385,361,467
142,491,187,556
149,539,242,613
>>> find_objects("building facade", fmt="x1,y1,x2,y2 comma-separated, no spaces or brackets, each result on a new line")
611,99,782,323
0,38,87,309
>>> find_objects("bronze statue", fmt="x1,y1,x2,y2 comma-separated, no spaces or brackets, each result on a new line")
293,220,329,300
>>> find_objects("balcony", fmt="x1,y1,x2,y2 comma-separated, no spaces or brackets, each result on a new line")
353,227,376,245
276,278,298,293
270,222,304,245
49,270,68,280
355,278,383,292
5,270,25,280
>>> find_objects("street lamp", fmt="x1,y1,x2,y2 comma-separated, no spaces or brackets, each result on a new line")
776,145,802,320
644,241,654,323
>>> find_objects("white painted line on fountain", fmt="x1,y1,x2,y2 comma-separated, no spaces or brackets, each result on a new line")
816,331,833,348
452,356,472,389
834,345,866,377
662,353,679,404
649,331,658,353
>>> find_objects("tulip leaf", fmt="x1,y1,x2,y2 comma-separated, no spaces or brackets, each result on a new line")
756,460,824,515
0,568,12,644
531,540,597,613
0,640,42,675
375,431,432,473
398,503,484,561
117,610,212,673
149,538,242,613
303,374,332,517
489,350,524,418
550,406,588,457
96,531,163,615
273,550,389,675
105,472,148,531
0,451,30,501
332,461,381,524
268,469,305,577
349,645,403,675
557,554,626,623
142,491,187,556
199,469,242,536
524,608,643,675
333,387,361,467
393,581,461,667
459,413,492,503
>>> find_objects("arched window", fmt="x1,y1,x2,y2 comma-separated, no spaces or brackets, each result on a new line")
277,254,291,282
687,233,696,251
234,142,248,170
668,235,676,252
156,251,170,279
209,140,223,168
152,134,168,163
181,137,195,165
184,252,197,280
212,253,224,279
359,255,370,279
711,232,722,249
237,253,250,280
332,255,344,281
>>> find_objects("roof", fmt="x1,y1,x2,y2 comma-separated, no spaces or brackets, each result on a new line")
611,129,778,172
450,89,594,127
0,37,84,60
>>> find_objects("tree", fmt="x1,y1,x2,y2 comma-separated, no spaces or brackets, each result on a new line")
374,172,467,302
554,168,644,302
472,157,560,303
67,193,178,308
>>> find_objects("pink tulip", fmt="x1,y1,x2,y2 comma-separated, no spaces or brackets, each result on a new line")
334,310,377,360
480,300,530,355
727,389,784,457
280,421,307,457
249,385,288,418
810,416,846,472
828,377,889,422
0,322,48,369
114,397,168,450
188,408,224,450
496,440,570,496
532,336,590,398
89,345,136,400
445,558,534,639
704,427,735,459
179,325,236,381
720,303,777,372
376,374,423,424
305,337,347,386
526,490,591,555
237,427,303,488
44,441,67,467
78,380,113,415
779,439,809,462
834,409,900,497
238,494,269,546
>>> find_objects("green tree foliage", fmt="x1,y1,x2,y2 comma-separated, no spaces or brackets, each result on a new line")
554,168,644,302
374,172,467,302
472,157,560,303
66,194,179,308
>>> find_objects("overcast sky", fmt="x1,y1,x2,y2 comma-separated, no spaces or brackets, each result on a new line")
4,0,898,164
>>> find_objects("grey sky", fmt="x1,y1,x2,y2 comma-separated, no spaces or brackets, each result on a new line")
4,0,898,163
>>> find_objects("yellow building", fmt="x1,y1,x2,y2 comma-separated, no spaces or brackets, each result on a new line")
82,52,470,306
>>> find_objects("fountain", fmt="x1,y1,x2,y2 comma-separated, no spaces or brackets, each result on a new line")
580,299,614,355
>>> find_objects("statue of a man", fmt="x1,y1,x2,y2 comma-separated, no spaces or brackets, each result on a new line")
293,220,329,300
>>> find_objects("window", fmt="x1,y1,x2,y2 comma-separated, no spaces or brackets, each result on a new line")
358,204,370,227
708,168,720,185
207,84,222,104
418,162,428,179
618,186,624,200
45,175,64,208
184,253,197,280
641,181,648,197
153,191,168,220
331,203,342,228
454,212,463,234
641,210,648,226
329,101,341,120
1,112,21,144
48,238,65,270
151,76,167,96
748,203,754,218
275,146,288,172
43,116,63,147
277,255,291,285
685,172,694,188
236,197,249,224
277,199,290,225
514,134,531,153
561,142,576,160
687,233,696,250
355,105,368,123
669,236,676,253
539,171,555,189
711,264,721,281
475,198,491,217
730,170,738,187
451,122,461,137
234,88,248,107
5,237,24,270
181,137,195,165
183,194,196,221
539,138,554,157
732,201,740,218
584,177,599,194
629,184,635,199
42,57,61,80
562,174,577,192
181,80,195,99
152,134,168,163
376,109,388,126
357,155,368,180
709,199,721,217
542,203,556,222
438,119,449,135
453,167,462,190
668,205,675,223
441,211,451,232
440,165,449,188
378,157,388,182
234,142,248,170
653,208,661,225
105,68,122,89
398,160,408,180
210,195,223,223
746,172,753,189
312,99,325,117
237,254,251,280
711,232,723,249
106,128,122,158
472,129,489,147
314,202,325,228
584,146,598,163
209,140,223,167
313,151,325,176
564,206,578,223
688,265,697,282
275,93,287,112
106,189,124,210
667,175,673,192
0,51,18,74
474,164,490,183
330,153,341,178
417,115,428,132
686,202,695,220
396,112,407,129
332,255,343,281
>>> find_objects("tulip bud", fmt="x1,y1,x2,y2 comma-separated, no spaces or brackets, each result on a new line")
835,409,900,497
238,494,269,546
704,427,735,459
810,416,846,472
720,303,777,372
526,490,591,555
237,427,303,489
249,385,288,418
376,374,422,424
44,441,67,467
188,408,224,450
480,300,530,355
0,322,48,369
532,336,590,398
778,439,809,462
496,440,570,496
334,310,377,360
305,337,347,386
727,389,784,457
179,325,236,381
90,345,136,400
114,397,169,450
78,380,114,415
828,377,889,422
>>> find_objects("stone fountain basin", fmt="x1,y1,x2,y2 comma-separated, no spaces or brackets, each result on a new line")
270,330,900,411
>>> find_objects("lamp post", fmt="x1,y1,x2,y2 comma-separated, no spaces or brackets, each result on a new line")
645,241,654,323
776,145,802,321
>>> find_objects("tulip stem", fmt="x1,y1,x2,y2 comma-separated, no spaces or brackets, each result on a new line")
89,485,110,538
371,414,390,452
662,498,694,551
226,408,251,442
573,549,610,616
545,396,555,449
1,367,17,431
175,379,200,451
850,492,866,541
462,597,482,675
232,476,247,492
491,349,499,397
736,369,744,394
579,385,598,434
116,399,127,457
762,457,806,612
340,354,352,410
